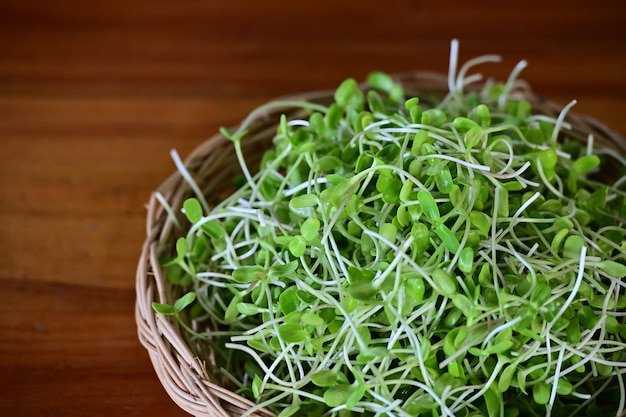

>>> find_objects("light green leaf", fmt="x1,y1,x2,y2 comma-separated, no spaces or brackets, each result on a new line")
278,323,308,343
599,260,626,278
288,235,307,257
277,404,300,417
301,312,325,327
310,370,338,387
175,237,187,262
236,302,260,316
435,223,460,254
323,384,354,407
279,287,300,315
151,302,176,316
572,154,600,174
268,261,299,279
417,190,440,222
173,292,196,313
232,266,266,283
252,374,263,399
533,382,550,405
290,194,318,209
183,198,203,223
300,217,321,242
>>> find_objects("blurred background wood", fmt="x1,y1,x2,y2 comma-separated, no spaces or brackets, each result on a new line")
0,0,624,415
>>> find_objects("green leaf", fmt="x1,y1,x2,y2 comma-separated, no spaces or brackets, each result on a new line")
382,177,403,204
379,222,397,244
191,234,208,258
277,404,300,417
319,308,336,324
356,152,374,172
498,363,517,392
411,131,430,156
566,318,581,344
458,247,474,273
562,235,585,258
290,193,318,209
405,98,422,123
246,337,270,353
151,302,176,315
201,221,225,241
435,223,460,254
474,104,491,126
165,263,189,286
300,217,321,242
572,154,600,174
399,180,413,203
435,167,454,193
301,312,325,327
405,277,425,302
453,116,480,132
421,108,447,127
346,384,366,410
224,294,242,321
536,148,558,180
183,198,203,223
556,378,573,395
252,374,263,399
278,323,308,343
417,190,440,222
485,340,513,354
175,237,188,262
550,228,570,255
334,78,358,107
444,309,463,328
173,292,196,313
496,186,509,218
354,110,374,133
599,260,626,278
356,326,372,348
310,370,338,387
443,330,458,356
530,284,551,307
367,71,395,92
329,179,355,207
410,222,430,254
268,261,298,279
279,287,300,315
323,384,354,407
463,126,484,148
452,293,475,319
484,384,502,417
348,280,378,301
219,126,248,142
283,311,302,324
606,315,620,334
532,382,550,405
432,268,457,297
232,266,266,283
325,103,344,129
236,302,260,316
317,155,343,173
288,235,307,257
365,346,389,358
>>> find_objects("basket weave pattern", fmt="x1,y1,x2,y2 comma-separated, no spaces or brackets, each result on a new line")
136,72,626,417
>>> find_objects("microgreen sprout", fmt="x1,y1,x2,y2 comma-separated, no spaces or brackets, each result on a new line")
155,40,626,417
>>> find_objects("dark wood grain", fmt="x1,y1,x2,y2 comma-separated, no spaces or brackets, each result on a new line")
1,0,625,415
0,279,185,416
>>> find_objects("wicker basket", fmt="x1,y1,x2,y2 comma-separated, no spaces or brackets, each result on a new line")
135,72,626,417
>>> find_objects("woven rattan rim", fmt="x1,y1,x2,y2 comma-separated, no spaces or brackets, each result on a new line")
136,71,626,417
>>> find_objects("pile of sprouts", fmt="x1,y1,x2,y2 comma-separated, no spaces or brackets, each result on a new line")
154,40,626,417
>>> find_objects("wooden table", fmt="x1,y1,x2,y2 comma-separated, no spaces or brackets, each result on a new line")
1,0,625,415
